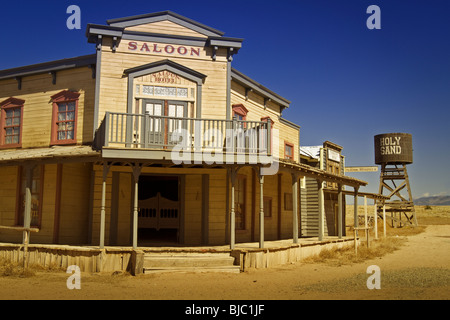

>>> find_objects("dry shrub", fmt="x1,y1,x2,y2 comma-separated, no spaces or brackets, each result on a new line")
0,258,35,278
303,236,407,266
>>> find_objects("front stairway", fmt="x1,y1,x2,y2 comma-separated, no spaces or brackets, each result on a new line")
143,251,240,274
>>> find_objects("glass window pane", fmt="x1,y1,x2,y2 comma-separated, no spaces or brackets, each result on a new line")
58,123,66,131
5,109,13,118
67,130,74,140
154,104,162,116
177,88,188,98
67,111,75,121
5,118,12,126
58,131,66,140
177,105,184,117
12,135,19,144
58,104,67,113
142,86,153,95
67,102,76,111
5,136,12,144
168,105,176,117
58,112,66,121
13,116,20,125
66,122,74,131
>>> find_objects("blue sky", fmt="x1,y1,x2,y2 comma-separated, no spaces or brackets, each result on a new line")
1,0,449,199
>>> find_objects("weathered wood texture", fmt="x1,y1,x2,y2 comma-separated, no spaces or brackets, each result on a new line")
0,67,95,148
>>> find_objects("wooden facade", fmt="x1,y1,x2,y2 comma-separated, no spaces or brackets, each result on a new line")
0,11,367,250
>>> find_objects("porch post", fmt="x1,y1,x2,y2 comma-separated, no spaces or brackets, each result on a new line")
291,173,299,244
373,199,378,239
259,170,265,249
317,179,324,241
337,184,343,239
229,166,237,250
353,186,359,229
132,164,142,249
99,163,111,249
23,165,34,245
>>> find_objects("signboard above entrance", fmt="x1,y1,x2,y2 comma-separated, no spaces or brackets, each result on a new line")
127,41,201,57
345,166,378,173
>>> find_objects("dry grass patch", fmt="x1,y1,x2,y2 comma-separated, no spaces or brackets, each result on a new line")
303,236,407,267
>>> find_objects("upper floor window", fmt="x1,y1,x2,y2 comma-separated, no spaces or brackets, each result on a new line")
232,104,249,121
50,90,80,145
0,97,25,148
285,142,294,160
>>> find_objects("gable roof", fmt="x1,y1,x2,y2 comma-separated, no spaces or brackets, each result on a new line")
0,55,96,81
106,11,225,37
124,59,207,85
231,68,291,109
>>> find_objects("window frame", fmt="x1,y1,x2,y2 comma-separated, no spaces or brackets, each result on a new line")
50,90,80,146
284,141,294,160
0,97,25,149
232,104,249,121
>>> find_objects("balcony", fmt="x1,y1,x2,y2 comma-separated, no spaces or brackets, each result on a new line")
94,112,273,165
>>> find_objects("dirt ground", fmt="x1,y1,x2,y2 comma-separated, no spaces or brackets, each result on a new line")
0,206,449,300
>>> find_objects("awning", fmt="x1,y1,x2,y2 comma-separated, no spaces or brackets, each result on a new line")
0,146,100,167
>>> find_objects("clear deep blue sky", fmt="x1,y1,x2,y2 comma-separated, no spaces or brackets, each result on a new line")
1,0,449,199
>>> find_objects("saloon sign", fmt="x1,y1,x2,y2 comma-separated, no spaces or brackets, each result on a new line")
128,41,201,57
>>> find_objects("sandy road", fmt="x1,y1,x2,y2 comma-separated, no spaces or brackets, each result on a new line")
0,225,449,300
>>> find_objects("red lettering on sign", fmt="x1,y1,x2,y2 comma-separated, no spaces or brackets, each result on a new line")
153,44,162,53
165,45,175,54
177,46,188,55
190,48,200,57
140,43,150,52
128,42,137,50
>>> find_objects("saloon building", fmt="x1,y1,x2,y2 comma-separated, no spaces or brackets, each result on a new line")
0,11,366,254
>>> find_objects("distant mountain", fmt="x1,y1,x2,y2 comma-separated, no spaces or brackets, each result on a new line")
414,195,450,206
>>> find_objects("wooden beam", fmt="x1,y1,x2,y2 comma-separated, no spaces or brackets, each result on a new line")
229,166,237,250
99,163,111,249
259,170,264,249
338,184,343,239
292,173,299,244
132,164,142,249
317,179,324,241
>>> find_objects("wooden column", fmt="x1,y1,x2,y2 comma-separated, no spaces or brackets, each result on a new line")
291,173,299,244
337,184,343,239
132,164,142,249
259,171,265,249
317,179,324,241
353,186,359,229
99,163,110,249
229,166,237,250
373,199,378,239
23,165,34,245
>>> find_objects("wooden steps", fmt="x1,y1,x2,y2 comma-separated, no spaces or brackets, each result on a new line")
143,252,240,274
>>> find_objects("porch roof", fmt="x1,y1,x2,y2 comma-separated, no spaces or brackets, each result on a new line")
0,146,100,167
279,159,367,188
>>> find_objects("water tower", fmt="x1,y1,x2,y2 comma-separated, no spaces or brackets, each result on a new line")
374,133,417,227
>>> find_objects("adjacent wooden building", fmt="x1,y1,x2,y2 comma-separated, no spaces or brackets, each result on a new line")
0,11,366,249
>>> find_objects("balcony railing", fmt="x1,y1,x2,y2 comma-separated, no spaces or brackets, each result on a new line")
95,112,272,157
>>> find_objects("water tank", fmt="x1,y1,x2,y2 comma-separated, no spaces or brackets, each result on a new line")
374,133,413,165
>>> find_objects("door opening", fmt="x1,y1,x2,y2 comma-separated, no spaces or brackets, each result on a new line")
137,175,180,245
